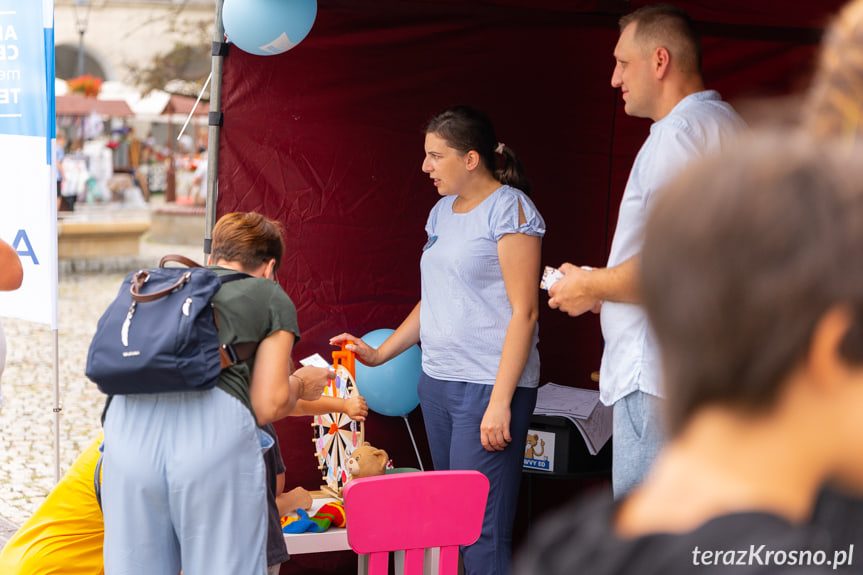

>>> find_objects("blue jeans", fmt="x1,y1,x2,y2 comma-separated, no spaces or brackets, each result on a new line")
418,372,537,575
611,390,666,498
102,388,271,575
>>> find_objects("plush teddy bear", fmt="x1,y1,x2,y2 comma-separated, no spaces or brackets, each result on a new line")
347,442,389,481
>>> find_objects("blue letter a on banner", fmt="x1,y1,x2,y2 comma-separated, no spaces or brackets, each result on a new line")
13,228,39,265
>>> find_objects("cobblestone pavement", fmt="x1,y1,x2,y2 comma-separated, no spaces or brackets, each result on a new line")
0,238,205,549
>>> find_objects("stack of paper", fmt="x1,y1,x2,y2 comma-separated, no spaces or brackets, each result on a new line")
534,383,612,455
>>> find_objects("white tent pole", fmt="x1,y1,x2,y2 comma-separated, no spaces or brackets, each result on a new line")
204,0,226,256
52,329,61,483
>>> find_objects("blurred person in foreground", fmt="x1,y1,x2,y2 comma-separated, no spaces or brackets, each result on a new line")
516,133,863,574
802,0,863,553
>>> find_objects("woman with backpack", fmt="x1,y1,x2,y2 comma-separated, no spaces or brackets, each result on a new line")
100,212,332,575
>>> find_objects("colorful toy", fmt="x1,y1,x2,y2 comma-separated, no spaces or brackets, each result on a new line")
281,501,346,533
347,442,389,481
312,343,365,498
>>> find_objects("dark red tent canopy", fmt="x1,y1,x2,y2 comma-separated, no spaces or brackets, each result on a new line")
216,2,846,572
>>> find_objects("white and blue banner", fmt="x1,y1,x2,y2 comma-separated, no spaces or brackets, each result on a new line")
0,0,57,329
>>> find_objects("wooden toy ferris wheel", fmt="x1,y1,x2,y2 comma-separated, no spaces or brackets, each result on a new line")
312,343,365,499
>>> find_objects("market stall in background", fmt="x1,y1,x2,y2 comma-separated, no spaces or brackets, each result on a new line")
55,77,210,211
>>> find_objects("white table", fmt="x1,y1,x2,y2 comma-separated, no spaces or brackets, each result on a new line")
282,494,350,556
283,493,440,574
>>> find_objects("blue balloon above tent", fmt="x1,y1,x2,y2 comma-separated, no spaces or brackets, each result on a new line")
354,329,422,417
222,0,317,56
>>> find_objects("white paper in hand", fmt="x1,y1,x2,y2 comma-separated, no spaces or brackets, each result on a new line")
300,353,331,368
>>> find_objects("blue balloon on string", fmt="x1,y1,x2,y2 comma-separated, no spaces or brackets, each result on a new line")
354,329,422,417
222,0,317,56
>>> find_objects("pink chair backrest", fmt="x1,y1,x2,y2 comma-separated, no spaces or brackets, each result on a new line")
343,470,489,575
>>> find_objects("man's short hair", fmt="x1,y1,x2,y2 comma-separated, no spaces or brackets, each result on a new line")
620,3,702,76
641,133,863,436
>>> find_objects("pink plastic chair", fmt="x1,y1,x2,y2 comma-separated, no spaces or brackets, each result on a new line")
343,470,489,575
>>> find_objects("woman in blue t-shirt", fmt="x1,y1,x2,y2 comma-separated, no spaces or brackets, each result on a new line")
332,105,545,575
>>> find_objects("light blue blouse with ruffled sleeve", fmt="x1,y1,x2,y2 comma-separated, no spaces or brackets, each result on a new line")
419,185,546,387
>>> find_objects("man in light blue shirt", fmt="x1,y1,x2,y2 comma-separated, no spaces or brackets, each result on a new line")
548,4,745,497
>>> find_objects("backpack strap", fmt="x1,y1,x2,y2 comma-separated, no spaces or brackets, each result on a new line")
219,341,259,368
214,272,259,369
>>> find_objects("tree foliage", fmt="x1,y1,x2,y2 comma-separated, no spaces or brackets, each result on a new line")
125,17,212,98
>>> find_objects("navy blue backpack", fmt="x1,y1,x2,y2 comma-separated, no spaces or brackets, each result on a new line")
85,255,254,395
